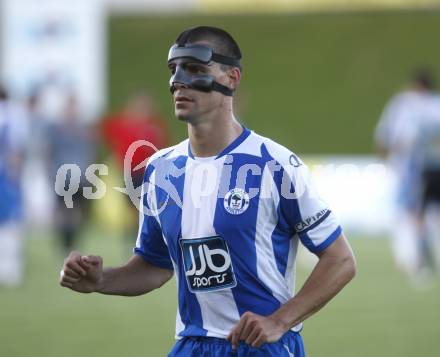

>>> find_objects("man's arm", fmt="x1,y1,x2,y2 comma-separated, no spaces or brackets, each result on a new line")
227,234,356,349
59,251,173,296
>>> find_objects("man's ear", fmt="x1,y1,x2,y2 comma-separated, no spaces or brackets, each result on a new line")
228,67,241,89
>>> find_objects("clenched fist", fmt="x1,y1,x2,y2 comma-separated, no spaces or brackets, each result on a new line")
59,251,103,293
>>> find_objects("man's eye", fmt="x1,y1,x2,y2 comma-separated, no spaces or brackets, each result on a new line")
186,65,203,74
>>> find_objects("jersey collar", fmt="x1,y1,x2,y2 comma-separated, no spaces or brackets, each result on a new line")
188,125,251,160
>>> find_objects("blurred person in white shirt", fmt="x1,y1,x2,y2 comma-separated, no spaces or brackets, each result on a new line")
375,69,440,280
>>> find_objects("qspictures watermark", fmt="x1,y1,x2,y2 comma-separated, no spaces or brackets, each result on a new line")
54,140,388,217
54,140,158,209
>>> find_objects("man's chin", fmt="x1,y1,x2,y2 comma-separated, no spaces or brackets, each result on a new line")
175,109,192,122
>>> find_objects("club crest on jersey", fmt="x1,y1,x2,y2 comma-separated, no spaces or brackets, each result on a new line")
180,236,237,293
223,188,250,215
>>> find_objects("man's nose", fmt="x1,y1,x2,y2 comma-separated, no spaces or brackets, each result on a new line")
173,82,189,90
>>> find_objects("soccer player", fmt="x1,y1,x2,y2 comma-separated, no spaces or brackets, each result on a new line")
375,69,440,278
60,26,356,356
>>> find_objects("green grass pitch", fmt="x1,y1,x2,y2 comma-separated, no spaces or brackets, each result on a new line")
1,229,439,357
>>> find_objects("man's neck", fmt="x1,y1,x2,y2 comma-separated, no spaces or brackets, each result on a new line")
187,114,243,158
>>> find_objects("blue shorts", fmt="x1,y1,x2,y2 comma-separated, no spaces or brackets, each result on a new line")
168,331,305,357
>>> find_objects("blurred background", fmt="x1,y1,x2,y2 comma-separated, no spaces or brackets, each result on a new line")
1,0,440,356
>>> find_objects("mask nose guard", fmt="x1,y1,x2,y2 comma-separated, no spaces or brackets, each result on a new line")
169,65,235,96
169,65,214,94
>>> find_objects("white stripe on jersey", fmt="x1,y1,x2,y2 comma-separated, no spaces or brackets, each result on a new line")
181,156,240,338
255,165,291,303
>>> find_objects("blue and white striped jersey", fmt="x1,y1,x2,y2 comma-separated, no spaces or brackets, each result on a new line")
134,127,342,339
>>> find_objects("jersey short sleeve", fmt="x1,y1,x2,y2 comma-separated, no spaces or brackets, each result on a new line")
264,140,342,253
133,164,174,270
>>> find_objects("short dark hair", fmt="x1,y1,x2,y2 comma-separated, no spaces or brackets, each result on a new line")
0,85,8,101
175,26,242,69
413,68,436,90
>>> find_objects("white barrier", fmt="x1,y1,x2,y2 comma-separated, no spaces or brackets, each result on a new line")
305,155,394,236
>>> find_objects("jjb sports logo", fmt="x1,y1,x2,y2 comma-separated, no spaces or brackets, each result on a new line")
180,236,237,293
224,188,250,215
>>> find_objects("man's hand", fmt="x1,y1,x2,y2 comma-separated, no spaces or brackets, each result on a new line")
227,311,287,350
59,251,103,293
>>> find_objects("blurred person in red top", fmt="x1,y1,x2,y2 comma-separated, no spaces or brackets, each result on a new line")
102,90,170,190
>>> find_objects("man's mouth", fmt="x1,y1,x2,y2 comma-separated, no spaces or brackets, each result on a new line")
175,95,193,103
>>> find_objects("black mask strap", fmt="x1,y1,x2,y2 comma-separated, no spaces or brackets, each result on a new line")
211,82,234,96
211,53,241,69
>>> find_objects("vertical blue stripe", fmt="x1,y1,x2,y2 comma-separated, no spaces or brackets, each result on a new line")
213,153,281,316
134,164,174,269
154,154,207,337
